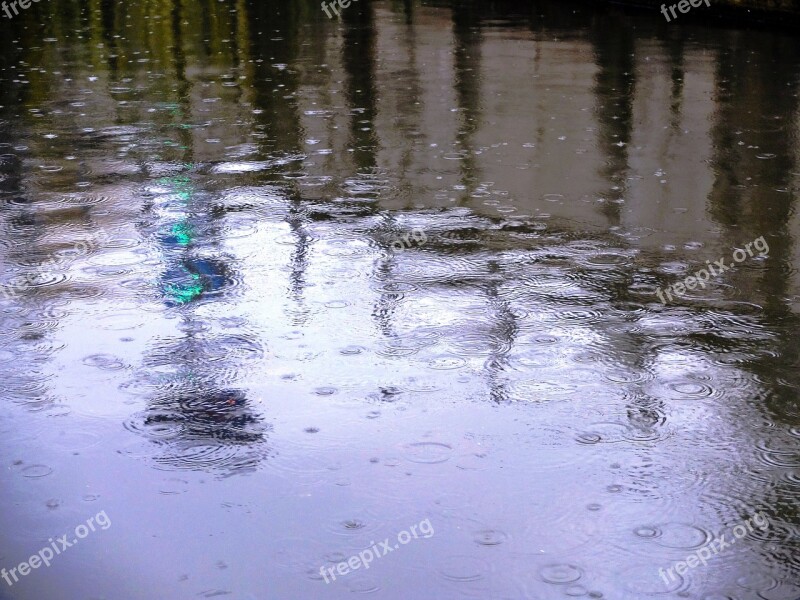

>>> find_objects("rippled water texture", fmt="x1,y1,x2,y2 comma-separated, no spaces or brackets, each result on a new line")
0,0,798,598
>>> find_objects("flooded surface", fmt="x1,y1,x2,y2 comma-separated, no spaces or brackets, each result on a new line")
0,1,799,598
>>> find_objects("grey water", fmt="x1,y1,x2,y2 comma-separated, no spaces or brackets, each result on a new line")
0,0,798,598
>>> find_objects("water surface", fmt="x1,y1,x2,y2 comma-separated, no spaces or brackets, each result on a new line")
0,1,798,598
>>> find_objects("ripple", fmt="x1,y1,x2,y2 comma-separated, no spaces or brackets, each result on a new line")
265,447,340,480
51,429,102,451
755,439,800,468
123,412,185,441
426,357,467,370
118,277,154,293
159,477,189,495
438,556,489,582
445,331,512,356
274,232,320,247
580,251,632,269
540,564,583,584
324,511,385,538
372,281,418,294
403,442,453,464
740,517,799,565
314,386,338,396
455,453,490,471
443,151,469,160
633,525,661,539
339,345,366,355
653,522,711,550
623,424,672,444
3,271,69,292
15,318,61,340
394,376,441,393
757,582,800,600
505,349,559,369
668,381,714,398
507,379,578,402
376,343,418,358
20,464,53,478
324,300,350,309
623,461,708,503
576,422,630,445
205,334,265,362
82,353,126,370
320,238,374,258
565,584,589,596
346,576,381,594
645,377,722,402
552,307,604,326
736,573,778,592
340,519,367,531
376,332,440,358
473,529,508,546
603,370,651,384
153,440,264,476
783,469,800,487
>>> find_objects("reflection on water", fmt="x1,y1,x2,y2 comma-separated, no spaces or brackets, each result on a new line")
0,0,798,598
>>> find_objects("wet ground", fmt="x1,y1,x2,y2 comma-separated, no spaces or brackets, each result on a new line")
0,1,798,599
